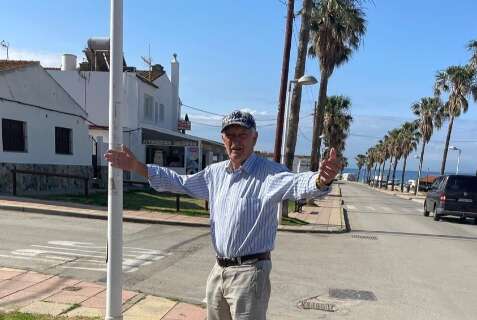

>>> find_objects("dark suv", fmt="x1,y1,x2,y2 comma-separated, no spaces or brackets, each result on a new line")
424,175,477,222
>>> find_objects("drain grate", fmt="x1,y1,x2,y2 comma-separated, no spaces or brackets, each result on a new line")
329,288,377,301
297,298,336,312
352,234,378,240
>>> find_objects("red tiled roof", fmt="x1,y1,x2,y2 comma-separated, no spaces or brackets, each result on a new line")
0,60,38,72
419,175,438,184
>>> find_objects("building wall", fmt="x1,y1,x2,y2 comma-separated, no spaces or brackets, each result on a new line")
0,65,91,166
48,70,180,132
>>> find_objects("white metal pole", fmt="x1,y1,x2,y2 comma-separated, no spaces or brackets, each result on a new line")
277,81,294,224
106,0,123,319
456,150,461,174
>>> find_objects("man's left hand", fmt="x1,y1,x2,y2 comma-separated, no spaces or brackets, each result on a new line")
318,148,340,186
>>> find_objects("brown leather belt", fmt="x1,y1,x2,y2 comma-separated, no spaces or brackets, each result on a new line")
216,252,271,267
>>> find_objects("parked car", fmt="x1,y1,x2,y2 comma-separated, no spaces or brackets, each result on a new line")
424,175,477,222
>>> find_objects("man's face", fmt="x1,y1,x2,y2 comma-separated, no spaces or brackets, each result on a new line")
221,125,258,167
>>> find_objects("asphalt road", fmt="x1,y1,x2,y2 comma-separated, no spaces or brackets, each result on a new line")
0,182,476,319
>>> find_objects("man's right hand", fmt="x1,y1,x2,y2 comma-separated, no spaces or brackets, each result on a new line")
104,145,148,177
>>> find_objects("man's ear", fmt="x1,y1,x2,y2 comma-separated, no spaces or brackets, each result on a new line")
253,131,258,146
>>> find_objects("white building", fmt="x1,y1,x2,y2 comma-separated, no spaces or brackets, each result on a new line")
0,60,91,195
48,38,226,182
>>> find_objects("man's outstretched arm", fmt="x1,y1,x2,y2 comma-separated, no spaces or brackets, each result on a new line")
104,145,209,200
104,145,148,177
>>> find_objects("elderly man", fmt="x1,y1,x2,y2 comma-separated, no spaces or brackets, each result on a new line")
105,110,340,320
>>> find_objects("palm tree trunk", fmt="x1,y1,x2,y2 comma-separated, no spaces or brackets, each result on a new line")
372,163,378,187
376,162,382,188
391,158,399,190
310,71,329,171
357,167,361,182
415,141,426,195
379,160,386,189
440,116,454,175
401,155,408,192
385,156,393,189
284,0,312,170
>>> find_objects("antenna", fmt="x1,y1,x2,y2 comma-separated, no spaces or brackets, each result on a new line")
140,44,152,81
0,40,9,60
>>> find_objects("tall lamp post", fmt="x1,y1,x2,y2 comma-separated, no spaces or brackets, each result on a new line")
448,145,461,174
277,74,318,224
106,1,123,319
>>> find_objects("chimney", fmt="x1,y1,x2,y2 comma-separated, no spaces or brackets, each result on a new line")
171,53,180,126
61,54,77,71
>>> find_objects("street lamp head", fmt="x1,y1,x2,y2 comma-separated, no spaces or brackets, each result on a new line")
296,74,318,86
449,145,457,150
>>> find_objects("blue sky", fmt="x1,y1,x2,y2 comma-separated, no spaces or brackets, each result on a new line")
1,0,476,173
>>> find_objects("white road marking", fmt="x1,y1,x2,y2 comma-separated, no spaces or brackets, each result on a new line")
346,205,357,210
365,206,376,211
380,206,393,212
5,241,170,273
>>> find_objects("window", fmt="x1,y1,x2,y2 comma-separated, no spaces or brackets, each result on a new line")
145,146,184,167
154,102,159,124
144,94,154,121
2,118,27,152
159,104,165,122
55,127,73,154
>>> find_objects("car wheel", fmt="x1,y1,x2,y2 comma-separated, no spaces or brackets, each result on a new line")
433,205,440,221
423,201,429,217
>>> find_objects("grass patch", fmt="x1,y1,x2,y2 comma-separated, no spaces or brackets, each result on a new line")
36,190,209,218
0,312,99,320
282,216,309,226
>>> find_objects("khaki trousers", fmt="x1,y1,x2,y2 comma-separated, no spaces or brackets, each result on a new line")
206,259,272,320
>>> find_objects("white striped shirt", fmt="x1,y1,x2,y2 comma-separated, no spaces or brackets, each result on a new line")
147,152,329,258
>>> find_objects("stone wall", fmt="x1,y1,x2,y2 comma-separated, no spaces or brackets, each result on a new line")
0,163,94,196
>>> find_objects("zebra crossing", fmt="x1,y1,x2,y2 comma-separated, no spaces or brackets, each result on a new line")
345,204,422,214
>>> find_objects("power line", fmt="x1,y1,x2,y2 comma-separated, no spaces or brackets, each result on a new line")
181,103,224,117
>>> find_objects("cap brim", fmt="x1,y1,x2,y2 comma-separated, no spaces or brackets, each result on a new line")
221,121,252,132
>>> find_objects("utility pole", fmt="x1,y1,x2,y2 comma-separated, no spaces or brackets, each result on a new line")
106,0,123,319
273,0,295,163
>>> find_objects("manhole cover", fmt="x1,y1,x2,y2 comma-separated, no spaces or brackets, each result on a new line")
329,288,377,301
63,286,82,292
352,234,378,240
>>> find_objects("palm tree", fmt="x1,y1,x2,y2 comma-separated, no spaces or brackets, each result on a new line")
398,121,420,192
308,0,367,171
434,65,477,174
322,95,353,158
284,0,314,169
385,129,400,189
390,128,403,191
411,97,443,194
355,154,366,182
468,39,477,70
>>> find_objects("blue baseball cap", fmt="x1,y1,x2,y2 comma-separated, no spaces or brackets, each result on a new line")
221,110,256,132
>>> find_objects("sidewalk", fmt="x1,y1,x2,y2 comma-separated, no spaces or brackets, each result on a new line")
287,185,347,232
0,185,346,233
0,267,206,319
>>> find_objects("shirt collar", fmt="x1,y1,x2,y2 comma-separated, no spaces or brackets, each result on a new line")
226,152,258,174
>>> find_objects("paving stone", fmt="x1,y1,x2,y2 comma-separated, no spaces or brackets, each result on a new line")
0,269,25,280
13,271,54,283
162,302,207,320
81,295,106,309
123,296,176,320
65,306,104,318
20,301,72,316
43,291,89,304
